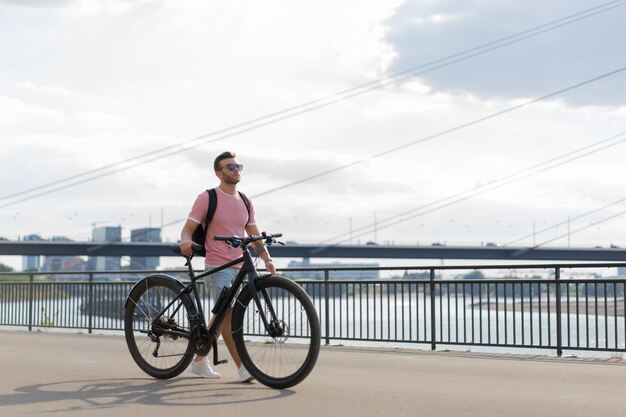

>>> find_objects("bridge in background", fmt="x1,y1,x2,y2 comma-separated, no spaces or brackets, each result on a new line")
2,241,626,261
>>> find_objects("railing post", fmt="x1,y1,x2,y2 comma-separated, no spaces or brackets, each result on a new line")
324,270,330,345
28,274,34,332
88,272,94,334
430,268,436,351
555,267,563,357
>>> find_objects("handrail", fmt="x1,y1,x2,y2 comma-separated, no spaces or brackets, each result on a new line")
2,262,626,357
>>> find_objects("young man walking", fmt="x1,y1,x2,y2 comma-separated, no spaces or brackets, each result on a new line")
179,151,276,382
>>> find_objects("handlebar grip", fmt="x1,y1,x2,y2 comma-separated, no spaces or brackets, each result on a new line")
213,236,231,241
170,242,205,257
169,243,182,254
272,233,283,238
191,242,204,254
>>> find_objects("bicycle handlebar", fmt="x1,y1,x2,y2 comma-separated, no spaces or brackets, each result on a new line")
214,232,283,248
170,232,283,258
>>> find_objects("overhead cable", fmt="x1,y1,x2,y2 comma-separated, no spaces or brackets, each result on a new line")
532,209,626,248
1,0,624,207
251,66,626,199
321,131,626,244
504,196,626,247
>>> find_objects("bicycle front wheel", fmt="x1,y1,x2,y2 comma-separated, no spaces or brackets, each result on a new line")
124,274,195,379
231,275,321,389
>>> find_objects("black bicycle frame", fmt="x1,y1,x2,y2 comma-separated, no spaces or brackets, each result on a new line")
151,244,278,349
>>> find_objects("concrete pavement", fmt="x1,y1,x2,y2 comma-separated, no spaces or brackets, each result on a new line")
2,331,626,417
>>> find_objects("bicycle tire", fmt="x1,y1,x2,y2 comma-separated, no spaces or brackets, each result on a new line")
124,274,195,379
231,275,321,389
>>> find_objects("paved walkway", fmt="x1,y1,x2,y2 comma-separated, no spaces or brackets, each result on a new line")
2,331,626,417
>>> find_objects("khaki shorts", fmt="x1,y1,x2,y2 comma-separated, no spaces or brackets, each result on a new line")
203,266,238,304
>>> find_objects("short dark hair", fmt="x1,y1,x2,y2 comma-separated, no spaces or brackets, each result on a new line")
214,151,236,172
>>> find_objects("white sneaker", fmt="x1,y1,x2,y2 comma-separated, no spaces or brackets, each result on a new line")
189,359,221,379
237,366,254,383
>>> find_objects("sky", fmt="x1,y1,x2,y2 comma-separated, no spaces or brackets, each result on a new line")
1,0,626,270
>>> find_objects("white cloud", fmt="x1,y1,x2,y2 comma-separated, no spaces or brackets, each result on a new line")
385,0,626,106
0,95,66,127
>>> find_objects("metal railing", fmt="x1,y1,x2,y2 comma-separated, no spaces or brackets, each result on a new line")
2,262,626,356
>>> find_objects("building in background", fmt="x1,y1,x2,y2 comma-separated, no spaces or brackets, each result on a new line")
286,258,380,280
619,267,626,277
88,226,122,271
42,236,87,280
129,227,161,270
22,234,43,271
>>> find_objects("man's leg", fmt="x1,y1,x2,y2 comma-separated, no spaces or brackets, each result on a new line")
194,267,235,363
220,308,253,382
220,308,242,368
188,314,222,378
193,313,221,362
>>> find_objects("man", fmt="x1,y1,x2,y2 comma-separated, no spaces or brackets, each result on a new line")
180,151,277,382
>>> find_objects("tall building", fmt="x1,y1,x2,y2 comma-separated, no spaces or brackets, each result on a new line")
88,226,122,271
22,234,43,271
130,227,161,270
618,267,626,277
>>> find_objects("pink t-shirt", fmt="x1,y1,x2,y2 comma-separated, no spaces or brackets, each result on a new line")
188,187,256,267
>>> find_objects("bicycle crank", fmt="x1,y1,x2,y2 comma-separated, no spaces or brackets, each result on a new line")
190,326,211,356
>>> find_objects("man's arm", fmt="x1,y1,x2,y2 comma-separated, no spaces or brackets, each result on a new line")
180,219,199,257
245,224,277,274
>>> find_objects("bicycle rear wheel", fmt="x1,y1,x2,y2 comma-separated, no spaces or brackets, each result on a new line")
231,275,321,389
124,274,195,379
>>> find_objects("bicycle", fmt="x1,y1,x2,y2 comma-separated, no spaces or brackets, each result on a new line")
124,233,321,389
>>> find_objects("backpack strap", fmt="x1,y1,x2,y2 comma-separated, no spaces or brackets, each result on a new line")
205,188,218,227
238,191,251,225
190,189,217,257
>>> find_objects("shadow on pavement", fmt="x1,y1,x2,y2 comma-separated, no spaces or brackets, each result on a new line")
2,377,294,412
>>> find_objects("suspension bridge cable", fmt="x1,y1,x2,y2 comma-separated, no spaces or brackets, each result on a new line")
251,66,626,199
504,196,626,247
533,209,626,248
2,0,624,206
321,131,626,244
125,67,626,229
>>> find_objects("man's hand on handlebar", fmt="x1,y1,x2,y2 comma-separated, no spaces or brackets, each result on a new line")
180,240,194,257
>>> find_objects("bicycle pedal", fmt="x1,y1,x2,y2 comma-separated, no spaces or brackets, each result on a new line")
213,359,229,366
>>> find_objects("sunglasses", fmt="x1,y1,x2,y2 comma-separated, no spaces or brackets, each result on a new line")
220,163,244,172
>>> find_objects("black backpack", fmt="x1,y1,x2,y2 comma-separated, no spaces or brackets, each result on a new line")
191,188,251,256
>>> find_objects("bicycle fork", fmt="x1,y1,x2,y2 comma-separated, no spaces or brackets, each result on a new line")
247,277,285,338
